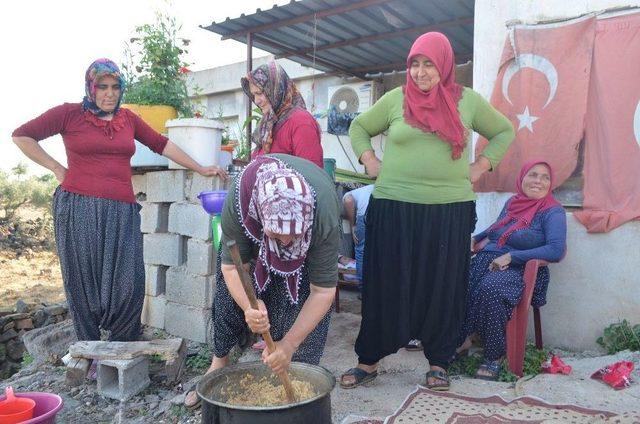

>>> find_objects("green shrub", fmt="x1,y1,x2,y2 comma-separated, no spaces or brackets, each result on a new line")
0,166,57,221
21,352,34,366
0,165,57,251
449,343,549,382
597,320,640,354
186,346,212,371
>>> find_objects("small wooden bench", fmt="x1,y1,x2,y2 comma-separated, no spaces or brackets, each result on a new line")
66,338,186,384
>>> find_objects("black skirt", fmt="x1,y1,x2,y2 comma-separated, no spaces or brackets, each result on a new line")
355,197,476,369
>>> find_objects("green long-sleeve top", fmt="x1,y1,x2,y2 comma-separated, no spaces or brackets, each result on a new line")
349,87,515,205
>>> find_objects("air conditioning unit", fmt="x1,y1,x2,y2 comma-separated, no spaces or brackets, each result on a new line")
324,81,382,135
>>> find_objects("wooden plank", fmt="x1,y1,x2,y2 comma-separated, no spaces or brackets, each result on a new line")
164,339,187,383
65,357,91,387
69,338,184,361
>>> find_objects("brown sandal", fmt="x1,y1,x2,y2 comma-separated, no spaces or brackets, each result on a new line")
425,369,450,391
184,390,201,409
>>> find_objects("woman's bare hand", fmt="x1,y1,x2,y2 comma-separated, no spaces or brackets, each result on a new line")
53,165,67,184
489,253,511,271
244,299,270,334
198,165,228,180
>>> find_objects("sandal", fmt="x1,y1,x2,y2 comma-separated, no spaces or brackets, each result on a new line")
425,369,450,391
405,339,423,351
340,367,378,389
475,360,501,381
184,390,201,409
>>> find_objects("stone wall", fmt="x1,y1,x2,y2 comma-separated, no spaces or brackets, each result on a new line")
0,302,69,378
133,171,226,343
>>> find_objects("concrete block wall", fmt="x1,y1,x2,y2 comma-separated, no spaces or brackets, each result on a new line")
135,170,225,343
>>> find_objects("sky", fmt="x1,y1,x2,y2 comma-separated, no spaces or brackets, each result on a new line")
1,0,288,175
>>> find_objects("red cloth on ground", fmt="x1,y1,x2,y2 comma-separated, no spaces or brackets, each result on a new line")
251,109,323,168
12,103,168,203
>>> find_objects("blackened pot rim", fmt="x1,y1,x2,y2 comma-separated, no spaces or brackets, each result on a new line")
196,361,336,411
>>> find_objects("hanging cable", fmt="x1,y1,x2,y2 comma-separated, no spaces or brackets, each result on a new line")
336,134,359,172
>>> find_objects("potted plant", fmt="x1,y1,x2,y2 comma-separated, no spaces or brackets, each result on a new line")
230,107,263,165
123,12,225,169
121,12,194,132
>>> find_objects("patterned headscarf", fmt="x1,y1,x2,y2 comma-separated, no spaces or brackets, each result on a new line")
403,32,466,160
82,58,125,117
488,160,561,247
241,61,307,154
237,156,315,304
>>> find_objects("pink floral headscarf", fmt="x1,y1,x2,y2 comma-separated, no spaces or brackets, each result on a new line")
237,156,315,303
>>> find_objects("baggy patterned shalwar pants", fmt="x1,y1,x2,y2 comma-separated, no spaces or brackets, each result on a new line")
461,250,550,361
53,187,144,341
212,248,332,364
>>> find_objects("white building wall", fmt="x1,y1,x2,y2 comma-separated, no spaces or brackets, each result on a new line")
474,0,640,350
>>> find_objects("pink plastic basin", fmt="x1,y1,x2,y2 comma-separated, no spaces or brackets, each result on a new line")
0,392,63,424
0,387,35,424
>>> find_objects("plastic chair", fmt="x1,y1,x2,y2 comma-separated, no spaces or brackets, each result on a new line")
334,268,358,313
472,238,545,377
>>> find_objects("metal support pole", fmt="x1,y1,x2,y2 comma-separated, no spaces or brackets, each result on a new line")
244,32,253,161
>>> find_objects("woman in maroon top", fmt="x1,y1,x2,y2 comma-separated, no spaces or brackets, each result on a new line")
12,58,227,344
241,60,324,168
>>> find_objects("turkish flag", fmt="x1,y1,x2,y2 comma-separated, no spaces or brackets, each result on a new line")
474,16,596,192
574,13,640,232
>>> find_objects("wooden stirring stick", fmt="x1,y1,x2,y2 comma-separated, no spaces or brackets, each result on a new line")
226,240,297,403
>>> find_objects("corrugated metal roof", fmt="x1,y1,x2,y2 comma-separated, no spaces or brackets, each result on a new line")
202,0,474,79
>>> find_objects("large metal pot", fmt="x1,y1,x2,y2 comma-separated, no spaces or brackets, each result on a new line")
197,361,335,424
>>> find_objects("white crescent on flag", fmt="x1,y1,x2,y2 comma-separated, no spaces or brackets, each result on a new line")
502,53,559,109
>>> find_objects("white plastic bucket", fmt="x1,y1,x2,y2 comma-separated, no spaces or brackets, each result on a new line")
166,118,224,169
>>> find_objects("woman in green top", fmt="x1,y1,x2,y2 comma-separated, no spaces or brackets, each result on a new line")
185,154,340,408
340,32,514,391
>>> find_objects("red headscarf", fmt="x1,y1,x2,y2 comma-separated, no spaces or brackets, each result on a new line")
403,32,466,160
488,160,561,247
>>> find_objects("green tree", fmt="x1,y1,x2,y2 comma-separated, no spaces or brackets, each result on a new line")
0,166,57,222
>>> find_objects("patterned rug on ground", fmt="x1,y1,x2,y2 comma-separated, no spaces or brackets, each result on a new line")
375,387,639,423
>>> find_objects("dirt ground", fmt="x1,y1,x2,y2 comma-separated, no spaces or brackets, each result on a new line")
0,249,65,308
0,206,65,309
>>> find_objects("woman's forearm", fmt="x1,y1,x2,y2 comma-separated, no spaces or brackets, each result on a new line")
282,285,335,349
12,136,65,174
221,264,252,312
162,140,204,173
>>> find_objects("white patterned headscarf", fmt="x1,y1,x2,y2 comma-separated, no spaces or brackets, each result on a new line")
238,156,315,303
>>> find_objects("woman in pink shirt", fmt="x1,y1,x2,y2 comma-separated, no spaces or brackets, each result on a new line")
12,58,227,345
241,61,323,168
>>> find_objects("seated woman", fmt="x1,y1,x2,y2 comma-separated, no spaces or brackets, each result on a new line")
459,160,567,380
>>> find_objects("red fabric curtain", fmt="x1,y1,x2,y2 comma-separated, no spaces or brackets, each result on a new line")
574,12,640,232
474,16,596,193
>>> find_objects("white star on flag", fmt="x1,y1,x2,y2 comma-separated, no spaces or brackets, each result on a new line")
516,106,539,132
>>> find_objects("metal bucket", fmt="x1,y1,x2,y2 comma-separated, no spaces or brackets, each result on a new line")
197,361,335,424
